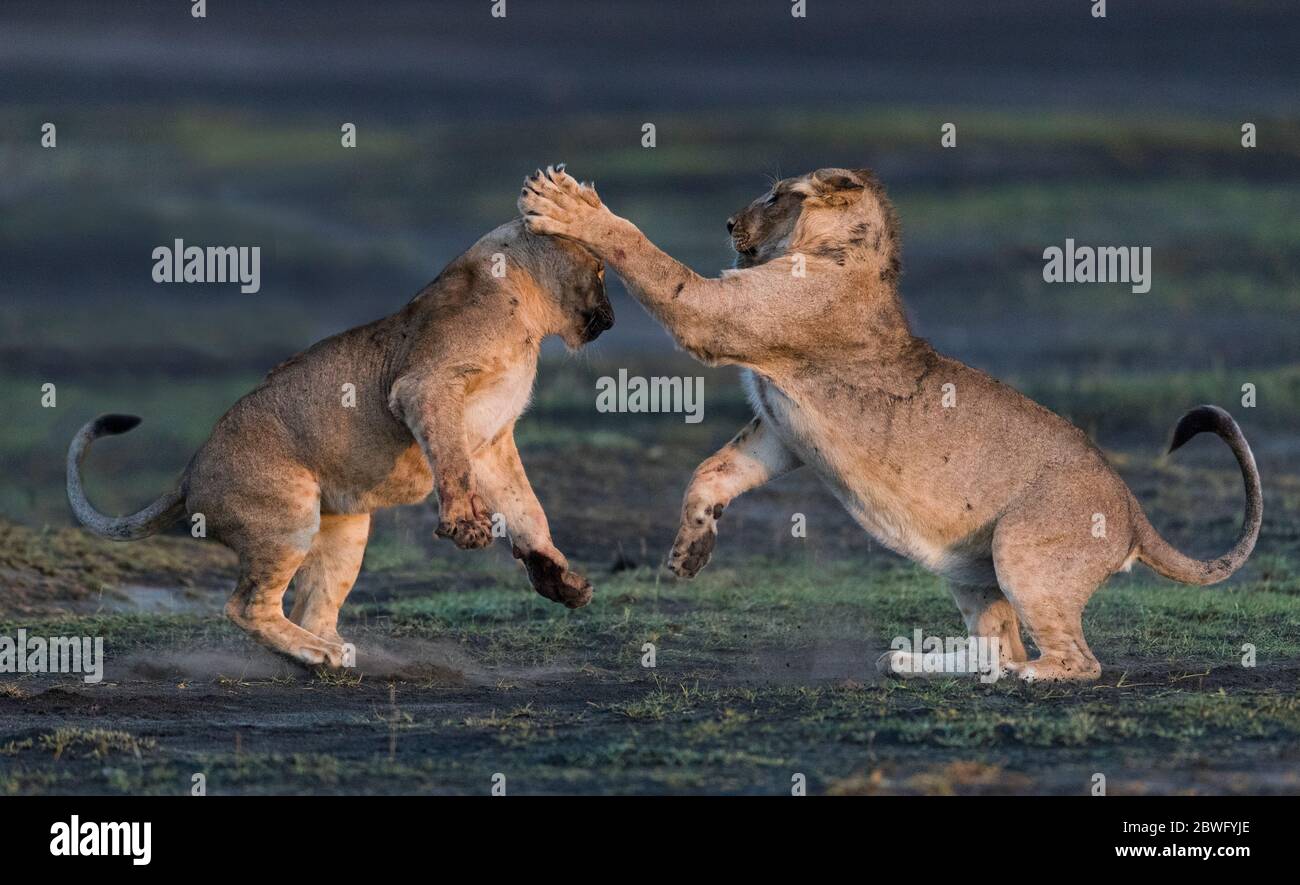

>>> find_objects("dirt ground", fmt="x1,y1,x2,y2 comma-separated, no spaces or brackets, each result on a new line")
3,433,1297,795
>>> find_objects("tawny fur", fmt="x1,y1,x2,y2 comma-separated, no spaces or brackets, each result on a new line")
68,219,612,669
519,165,1262,683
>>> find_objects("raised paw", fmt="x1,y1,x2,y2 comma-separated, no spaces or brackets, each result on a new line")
436,493,493,550
514,545,593,609
667,501,722,578
517,164,606,240
436,515,492,549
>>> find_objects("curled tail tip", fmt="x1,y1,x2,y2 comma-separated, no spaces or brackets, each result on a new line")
1167,404,1235,454
68,413,182,540
1145,403,1260,585
93,414,142,436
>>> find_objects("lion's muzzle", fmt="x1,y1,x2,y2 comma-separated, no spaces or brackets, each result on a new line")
581,303,615,342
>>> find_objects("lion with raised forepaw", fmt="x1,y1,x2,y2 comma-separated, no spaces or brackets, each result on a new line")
519,164,1261,683
69,217,611,670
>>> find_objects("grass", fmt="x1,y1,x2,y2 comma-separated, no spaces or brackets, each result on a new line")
6,479,1296,662
0,519,236,615
2,550,1296,794
38,728,156,761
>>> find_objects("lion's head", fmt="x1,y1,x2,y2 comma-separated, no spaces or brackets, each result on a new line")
726,167,900,285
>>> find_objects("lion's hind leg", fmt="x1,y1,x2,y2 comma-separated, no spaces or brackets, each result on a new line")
289,513,371,648
226,547,350,670
950,582,1028,666
213,469,349,670
988,463,1133,683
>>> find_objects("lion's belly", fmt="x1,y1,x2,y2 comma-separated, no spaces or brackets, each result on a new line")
327,440,434,513
742,370,993,580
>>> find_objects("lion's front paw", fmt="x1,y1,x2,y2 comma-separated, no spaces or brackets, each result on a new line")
668,527,716,578
435,494,493,550
518,164,606,240
514,545,593,609
668,501,723,578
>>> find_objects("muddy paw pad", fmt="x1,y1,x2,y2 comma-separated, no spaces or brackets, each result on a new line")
436,515,493,549
669,529,716,578
516,547,593,608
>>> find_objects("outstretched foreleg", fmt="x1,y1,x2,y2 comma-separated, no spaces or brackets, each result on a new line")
670,416,801,578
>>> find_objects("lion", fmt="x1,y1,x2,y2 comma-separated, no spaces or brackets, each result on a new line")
68,218,612,669
519,165,1261,683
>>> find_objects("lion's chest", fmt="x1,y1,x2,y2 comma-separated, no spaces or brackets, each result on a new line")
464,359,537,452
742,369,951,567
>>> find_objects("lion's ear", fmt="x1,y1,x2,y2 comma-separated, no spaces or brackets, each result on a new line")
814,170,864,192
807,169,865,206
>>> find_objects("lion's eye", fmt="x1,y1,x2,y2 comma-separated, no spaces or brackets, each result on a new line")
763,193,779,207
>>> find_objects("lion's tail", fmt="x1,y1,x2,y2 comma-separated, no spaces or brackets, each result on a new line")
1134,405,1262,585
66,414,186,541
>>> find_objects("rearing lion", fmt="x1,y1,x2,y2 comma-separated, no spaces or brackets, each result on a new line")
519,165,1261,683
68,219,611,669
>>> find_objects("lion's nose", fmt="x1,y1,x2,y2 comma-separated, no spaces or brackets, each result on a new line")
726,217,737,234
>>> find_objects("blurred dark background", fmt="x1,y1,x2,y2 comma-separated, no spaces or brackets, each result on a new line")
2,0,1296,574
